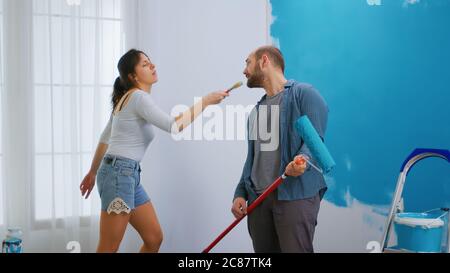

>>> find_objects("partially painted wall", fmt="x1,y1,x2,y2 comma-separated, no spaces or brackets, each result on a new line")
269,0,450,251
121,0,450,253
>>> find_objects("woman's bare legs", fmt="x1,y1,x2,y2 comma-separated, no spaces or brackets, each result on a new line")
129,202,163,253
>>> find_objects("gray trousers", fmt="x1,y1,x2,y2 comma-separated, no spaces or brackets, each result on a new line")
247,190,322,253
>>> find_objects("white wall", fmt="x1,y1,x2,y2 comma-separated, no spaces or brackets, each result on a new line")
119,0,269,253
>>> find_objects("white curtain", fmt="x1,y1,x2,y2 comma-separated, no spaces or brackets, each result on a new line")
1,0,132,253
0,0,4,231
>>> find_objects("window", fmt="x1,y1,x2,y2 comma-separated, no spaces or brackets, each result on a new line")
32,0,123,223
0,0,4,226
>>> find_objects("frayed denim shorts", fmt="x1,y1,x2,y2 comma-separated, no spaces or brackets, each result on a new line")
96,154,150,214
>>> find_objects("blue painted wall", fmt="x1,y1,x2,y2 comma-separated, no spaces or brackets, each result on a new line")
270,0,450,210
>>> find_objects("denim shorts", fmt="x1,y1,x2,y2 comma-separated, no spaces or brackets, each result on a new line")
96,154,150,214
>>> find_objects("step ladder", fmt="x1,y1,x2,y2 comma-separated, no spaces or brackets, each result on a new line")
380,148,450,253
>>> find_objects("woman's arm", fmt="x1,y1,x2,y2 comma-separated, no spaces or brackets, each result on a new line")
174,91,229,132
80,115,112,199
89,142,109,175
136,91,229,134
80,142,108,199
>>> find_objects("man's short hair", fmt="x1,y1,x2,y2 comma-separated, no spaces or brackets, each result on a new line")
254,46,285,73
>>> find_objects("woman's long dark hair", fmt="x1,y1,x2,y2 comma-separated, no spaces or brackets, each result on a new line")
112,49,148,111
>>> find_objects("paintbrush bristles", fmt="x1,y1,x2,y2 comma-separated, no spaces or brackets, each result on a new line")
227,81,243,93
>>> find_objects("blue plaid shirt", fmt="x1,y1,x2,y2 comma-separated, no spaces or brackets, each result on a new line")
234,80,329,204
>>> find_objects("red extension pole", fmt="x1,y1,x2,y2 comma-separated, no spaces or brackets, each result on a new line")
202,157,306,253
202,175,285,253
202,157,305,253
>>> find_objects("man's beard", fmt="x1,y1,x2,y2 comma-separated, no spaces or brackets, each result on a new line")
247,66,264,88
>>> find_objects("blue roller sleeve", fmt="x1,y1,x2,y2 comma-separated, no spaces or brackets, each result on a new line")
295,116,336,174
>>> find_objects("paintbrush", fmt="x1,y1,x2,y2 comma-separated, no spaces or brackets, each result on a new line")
226,81,243,94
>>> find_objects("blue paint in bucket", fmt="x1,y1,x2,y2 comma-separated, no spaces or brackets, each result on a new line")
394,209,449,253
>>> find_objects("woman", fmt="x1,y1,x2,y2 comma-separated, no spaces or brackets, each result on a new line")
79,49,229,253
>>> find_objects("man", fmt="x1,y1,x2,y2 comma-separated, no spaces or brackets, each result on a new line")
231,46,329,253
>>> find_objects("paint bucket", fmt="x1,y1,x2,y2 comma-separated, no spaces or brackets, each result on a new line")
394,209,449,253
440,208,449,253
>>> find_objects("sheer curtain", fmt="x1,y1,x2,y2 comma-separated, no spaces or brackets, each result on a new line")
1,0,131,252
0,0,4,229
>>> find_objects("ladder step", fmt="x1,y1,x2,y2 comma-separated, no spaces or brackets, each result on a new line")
383,246,415,253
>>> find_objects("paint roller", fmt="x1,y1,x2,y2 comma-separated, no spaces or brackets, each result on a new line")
202,115,336,253
294,115,336,174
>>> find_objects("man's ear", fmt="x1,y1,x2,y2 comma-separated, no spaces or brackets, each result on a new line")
261,54,270,69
